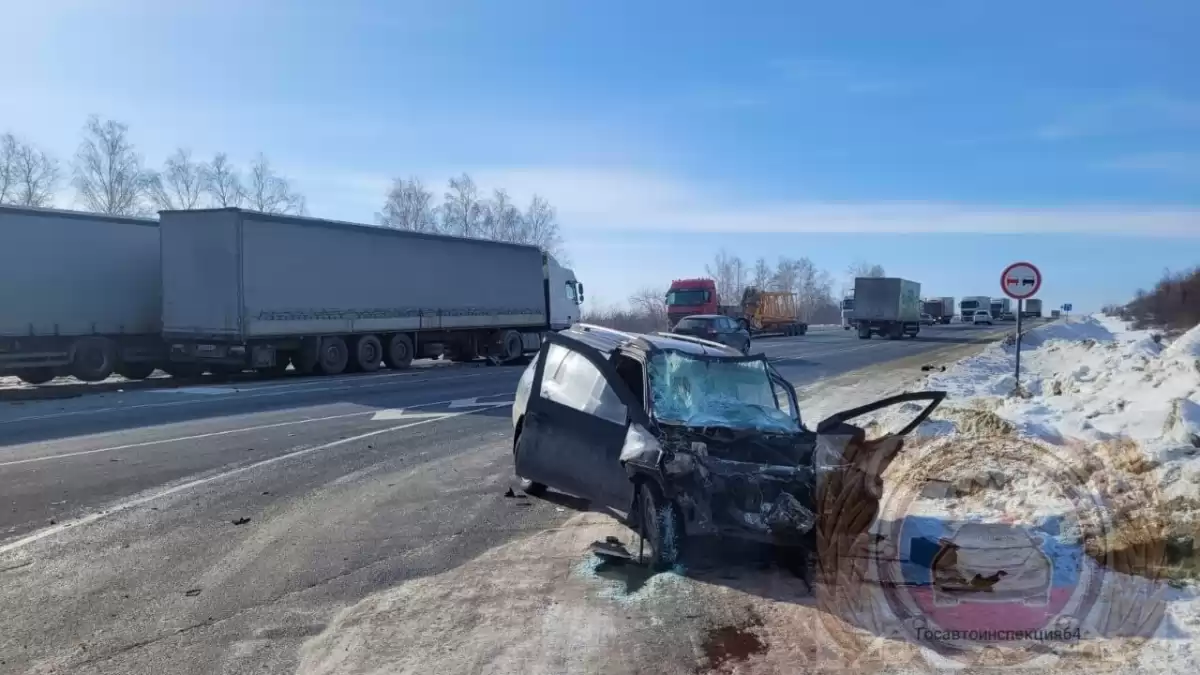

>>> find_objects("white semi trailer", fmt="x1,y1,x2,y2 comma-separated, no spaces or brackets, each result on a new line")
0,205,175,384
159,208,585,375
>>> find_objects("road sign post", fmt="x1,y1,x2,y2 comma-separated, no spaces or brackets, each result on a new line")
1001,261,1042,396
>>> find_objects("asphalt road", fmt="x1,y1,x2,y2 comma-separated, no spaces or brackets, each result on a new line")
0,321,1013,674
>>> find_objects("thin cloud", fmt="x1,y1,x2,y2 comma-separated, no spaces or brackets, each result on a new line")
1096,152,1200,179
463,167,1200,237
768,58,914,96
1037,91,1200,142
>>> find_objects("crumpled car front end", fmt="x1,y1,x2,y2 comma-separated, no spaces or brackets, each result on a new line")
620,348,946,547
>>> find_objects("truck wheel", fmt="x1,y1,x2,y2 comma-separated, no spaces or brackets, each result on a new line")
384,334,414,369
501,330,523,364
857,326,871,340
116,362,156,380
353,335,383,373
888,324,904,340
69,337,116,382
318,336,349,375
14,368,55,385
163,362,203,379
636,481,684,572
797,324,807,336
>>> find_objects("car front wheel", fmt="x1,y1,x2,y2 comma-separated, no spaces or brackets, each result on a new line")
513,430,547,496
637,481,684,571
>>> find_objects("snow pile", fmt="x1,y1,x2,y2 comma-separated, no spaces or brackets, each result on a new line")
853,315,1200,671
918,315,1200,466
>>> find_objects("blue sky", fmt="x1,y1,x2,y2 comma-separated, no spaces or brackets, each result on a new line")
6,0,1199,312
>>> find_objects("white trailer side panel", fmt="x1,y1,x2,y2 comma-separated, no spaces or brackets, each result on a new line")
160,210,244,339
0,206,160,337
160,209,549,341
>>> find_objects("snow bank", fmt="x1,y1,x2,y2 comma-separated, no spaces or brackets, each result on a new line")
853,314,1200,670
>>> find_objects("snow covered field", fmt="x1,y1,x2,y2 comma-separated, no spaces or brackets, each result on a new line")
850,314,1200,671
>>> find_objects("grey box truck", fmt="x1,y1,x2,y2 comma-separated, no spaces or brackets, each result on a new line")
0,205,174,384
159,208,584,375
852,277,922,339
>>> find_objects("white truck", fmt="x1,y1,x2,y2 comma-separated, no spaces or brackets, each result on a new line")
0,205,174,384
959,296,990,322
1022,298,1043,318
840,292,855,330
990,297,1012,319
852,277,922,339
159,208,584,375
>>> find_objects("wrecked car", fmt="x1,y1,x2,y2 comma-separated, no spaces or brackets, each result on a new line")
511,323,946,570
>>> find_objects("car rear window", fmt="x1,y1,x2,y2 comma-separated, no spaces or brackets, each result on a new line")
675,318,713,330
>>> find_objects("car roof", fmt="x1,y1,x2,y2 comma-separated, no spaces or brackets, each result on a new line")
678,314,723,320
561,324,743,358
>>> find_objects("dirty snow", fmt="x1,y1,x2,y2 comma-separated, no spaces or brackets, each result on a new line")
855,314,1200,672
911,315,1200,504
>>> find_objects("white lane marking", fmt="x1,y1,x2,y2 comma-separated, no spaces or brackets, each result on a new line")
147,387,240,396
0,370,514,426
0,403,509,555
0,393,510,467
370,410,456,422
447,396,517,409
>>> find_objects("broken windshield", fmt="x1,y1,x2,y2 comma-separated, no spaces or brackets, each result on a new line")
647,351,799,433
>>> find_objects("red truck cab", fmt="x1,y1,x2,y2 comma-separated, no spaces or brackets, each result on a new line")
665,278,718,328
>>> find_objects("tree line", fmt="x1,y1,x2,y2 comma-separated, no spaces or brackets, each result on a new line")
376,174,565,260
1,117,306,217
584,252,886,331
1104,266,1200,332
3,117,567,258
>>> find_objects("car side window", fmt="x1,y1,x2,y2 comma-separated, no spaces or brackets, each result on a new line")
539,343,628,425
717,317,732,332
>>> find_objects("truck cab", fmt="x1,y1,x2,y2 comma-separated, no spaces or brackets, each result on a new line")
840,295,855,330
665,278,718,329
545,253,584,330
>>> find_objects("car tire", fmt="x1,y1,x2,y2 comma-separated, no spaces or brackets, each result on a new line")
512,430,547,496
637,481,683,571
518,478,547,497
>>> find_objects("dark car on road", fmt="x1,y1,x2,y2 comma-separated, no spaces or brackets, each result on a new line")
670,314,751,354
510,323,946,570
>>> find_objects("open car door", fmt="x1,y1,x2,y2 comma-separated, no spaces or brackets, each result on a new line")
514,332,647,510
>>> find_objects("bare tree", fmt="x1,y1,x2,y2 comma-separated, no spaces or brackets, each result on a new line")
439,173,483,238
377,176,437,231
847,259,886,280
1,133,59,207
202,153,245,207
148,148,205,211
706,248,747,305
72,116,151,216
480,188,522,242
13,142,60,207
521,194,566,259
245,154,305,215
0,133,18,204
628,287,669,331
752,257,773,290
